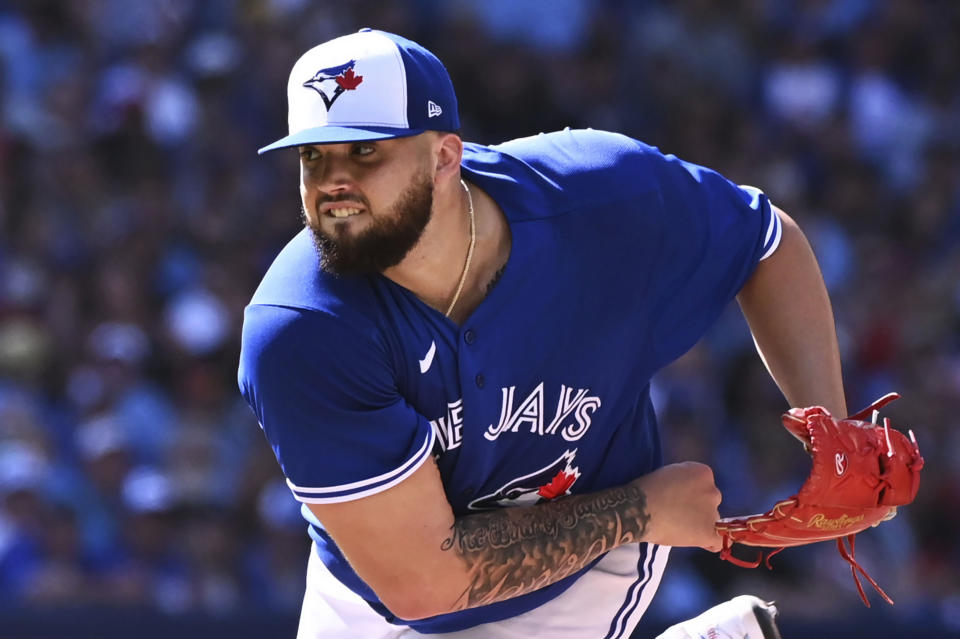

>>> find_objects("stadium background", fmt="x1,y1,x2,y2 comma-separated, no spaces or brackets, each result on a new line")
0,0,957,637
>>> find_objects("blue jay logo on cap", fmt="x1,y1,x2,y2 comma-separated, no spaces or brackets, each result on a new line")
303,60,364,111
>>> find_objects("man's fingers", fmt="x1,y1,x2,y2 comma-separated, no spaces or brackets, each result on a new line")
703,534,724,553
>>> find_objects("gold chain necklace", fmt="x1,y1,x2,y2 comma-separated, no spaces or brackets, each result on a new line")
444,179,476,318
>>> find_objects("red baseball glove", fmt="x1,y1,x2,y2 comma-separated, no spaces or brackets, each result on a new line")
715,393,924,606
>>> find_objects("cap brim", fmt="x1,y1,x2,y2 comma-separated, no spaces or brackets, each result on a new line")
257,125,425,154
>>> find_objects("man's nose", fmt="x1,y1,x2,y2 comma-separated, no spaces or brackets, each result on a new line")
300,147,356,189
315,159,355,193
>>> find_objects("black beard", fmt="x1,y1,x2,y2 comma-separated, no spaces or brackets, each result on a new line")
305,173,434,275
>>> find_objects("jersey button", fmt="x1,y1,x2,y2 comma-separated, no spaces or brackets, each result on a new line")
475,373,485,388
464,329,476,344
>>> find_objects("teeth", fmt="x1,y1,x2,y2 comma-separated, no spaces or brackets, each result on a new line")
330,207,361,218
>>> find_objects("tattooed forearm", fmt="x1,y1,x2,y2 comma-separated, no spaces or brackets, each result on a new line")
441,482,650,610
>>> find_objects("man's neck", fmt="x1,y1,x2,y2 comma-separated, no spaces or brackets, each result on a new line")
383,178,511,324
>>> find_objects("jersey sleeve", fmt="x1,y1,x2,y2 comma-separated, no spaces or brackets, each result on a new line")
238,303,434,504
641,147,782,366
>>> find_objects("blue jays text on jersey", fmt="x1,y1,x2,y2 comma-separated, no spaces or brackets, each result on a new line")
431,381,602,451
238,128,782,633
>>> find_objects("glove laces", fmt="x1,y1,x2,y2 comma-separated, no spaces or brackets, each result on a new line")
718,532,892,607
836,534,893,606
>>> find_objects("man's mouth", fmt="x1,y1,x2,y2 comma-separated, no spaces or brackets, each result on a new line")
328,207,363,219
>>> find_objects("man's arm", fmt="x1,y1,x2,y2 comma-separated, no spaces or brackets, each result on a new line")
736,206,847,416
308,458,721,620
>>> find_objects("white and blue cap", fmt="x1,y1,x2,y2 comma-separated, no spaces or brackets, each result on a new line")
258,29,459,154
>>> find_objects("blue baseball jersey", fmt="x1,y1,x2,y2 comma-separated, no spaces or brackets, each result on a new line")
238,129,781,633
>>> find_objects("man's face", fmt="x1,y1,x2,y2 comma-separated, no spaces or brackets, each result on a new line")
298,136,435,275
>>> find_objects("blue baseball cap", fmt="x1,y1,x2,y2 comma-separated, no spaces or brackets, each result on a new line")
258,29,460,154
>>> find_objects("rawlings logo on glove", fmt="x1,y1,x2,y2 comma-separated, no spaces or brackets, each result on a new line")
715,393,924,606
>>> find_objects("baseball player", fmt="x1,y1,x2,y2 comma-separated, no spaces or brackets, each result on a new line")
239,29,845,638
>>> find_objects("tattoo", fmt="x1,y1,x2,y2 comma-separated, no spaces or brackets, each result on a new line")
484,263,507,296
441,483,650,610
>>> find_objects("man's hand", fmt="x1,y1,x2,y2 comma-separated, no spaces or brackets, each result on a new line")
716,394,923,606
638,462,723,552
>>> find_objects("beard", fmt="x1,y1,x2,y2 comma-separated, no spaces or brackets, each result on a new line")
305,172,434,275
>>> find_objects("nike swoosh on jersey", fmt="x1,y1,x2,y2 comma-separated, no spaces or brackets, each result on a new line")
419,340,437,374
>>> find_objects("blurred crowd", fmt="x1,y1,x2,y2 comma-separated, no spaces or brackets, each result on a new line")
0,0,957,633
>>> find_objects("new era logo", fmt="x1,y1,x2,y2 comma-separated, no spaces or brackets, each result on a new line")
427,100,443,118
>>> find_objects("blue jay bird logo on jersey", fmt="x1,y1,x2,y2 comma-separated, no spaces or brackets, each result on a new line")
303,60,364,110
468,449,581,510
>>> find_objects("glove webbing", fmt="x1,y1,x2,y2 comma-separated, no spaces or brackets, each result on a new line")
718,534,893,607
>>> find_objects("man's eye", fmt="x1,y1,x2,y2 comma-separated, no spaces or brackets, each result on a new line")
354,143,375,156
300,148,320,161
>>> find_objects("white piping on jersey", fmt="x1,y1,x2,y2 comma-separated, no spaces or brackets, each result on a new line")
759,209,782,261
762,202,778,246
607,544,670,639
736,184,782,262
287,429,434,498
605,545,655,639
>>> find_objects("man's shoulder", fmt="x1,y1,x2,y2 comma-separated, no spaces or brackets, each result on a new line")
465,129,663,212
247,229,380,320
493,128,656,162
239,230,388,389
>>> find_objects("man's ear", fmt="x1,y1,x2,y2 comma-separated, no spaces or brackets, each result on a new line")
432,132,463,182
